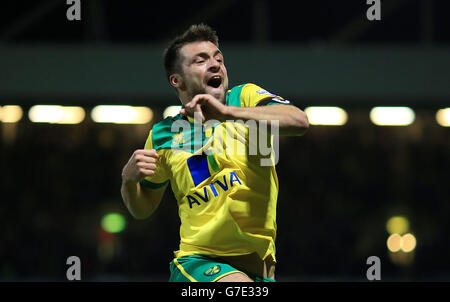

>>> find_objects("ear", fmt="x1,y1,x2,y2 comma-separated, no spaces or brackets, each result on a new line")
169,74,183,89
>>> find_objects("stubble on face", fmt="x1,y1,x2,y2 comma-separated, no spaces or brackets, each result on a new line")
178,41,228,103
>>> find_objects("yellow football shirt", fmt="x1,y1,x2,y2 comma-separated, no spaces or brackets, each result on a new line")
140,83,291,262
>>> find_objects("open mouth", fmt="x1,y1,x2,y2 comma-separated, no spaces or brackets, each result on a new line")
207,75,222,88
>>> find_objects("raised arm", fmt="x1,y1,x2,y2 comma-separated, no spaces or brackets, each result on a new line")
180,94,309,136
223,103,309,136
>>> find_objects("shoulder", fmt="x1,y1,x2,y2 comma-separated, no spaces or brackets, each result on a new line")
227,83,280,108
226,83,262,94
226,83,270,98
226,83,264,106
150,114,186,150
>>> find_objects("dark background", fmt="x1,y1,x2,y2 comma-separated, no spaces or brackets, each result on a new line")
1,0,449,281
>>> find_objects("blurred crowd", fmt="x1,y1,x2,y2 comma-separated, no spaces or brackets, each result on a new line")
1,108,449,281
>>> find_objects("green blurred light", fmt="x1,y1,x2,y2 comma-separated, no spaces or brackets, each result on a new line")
101,213,126,233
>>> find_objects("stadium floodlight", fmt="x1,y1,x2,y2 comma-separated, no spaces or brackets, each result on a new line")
304,106,348,126
91,105,153,124
370,107,415,126
29,105,85,124
0,105,23,123
436,108,450,127
163,105,182,119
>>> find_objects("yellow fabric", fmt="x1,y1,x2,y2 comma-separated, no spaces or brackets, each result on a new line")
143,84,283,262
240,83,286,107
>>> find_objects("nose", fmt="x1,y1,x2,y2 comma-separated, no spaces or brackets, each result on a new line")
208,58,220,72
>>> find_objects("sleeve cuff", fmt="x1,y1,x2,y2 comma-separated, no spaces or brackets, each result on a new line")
139,179,169,189
256,97,292,107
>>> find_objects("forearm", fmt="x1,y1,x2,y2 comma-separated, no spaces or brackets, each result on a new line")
225,104,309,136
121,180,165,219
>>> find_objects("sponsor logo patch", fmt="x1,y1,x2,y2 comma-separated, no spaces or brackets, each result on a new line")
256,89,277,98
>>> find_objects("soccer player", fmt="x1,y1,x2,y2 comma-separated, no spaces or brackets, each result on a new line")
121,24,309,282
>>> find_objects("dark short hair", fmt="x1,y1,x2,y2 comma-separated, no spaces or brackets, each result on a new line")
163,24,219,81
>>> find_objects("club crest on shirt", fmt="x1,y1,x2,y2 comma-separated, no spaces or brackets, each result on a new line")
172,132,185,146
204,265,221,276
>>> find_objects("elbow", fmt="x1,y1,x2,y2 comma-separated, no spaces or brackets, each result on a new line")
130,211,152,220
122,197,153,220
127,205,153,220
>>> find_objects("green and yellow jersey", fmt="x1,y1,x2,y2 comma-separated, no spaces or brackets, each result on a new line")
140,83,291,262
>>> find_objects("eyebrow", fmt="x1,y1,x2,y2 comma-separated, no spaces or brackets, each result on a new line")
193,50,223,58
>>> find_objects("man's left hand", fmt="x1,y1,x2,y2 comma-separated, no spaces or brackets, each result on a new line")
180,94,230,122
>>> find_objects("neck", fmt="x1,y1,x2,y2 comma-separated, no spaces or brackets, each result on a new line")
178,91,191,107
178,91,225,106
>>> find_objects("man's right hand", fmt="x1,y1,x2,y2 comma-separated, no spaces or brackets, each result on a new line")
121,149,165,219
121,149,159,184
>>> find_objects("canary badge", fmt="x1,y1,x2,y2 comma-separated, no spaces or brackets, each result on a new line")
204,265,221,276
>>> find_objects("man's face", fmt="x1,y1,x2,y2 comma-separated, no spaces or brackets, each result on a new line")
176,41,228,103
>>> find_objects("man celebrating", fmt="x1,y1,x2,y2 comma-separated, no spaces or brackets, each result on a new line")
121,24,309,282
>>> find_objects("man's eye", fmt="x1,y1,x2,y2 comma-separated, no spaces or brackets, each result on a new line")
196,60,205,63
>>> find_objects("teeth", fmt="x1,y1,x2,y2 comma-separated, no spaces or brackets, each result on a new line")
207,75,222,88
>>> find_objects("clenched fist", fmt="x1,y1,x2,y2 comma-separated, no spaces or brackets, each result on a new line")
122,149,159,184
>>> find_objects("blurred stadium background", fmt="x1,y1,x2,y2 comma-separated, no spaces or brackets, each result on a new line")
1,0,449,281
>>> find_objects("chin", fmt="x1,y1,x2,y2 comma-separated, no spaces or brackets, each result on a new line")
206,86,226,102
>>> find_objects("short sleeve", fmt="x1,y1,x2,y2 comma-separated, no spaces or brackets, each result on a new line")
139,130,170,189
240,83,292,108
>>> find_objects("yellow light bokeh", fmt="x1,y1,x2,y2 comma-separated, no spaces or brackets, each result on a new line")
386,216,410,235
29,105,85,124
0,105,23,123
436,108,450,127
401,233,417,253
370,107,415,126
304,107,348,126
387,233,417,254
59,106,86,124
387,233,402,252
91,105,153,124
